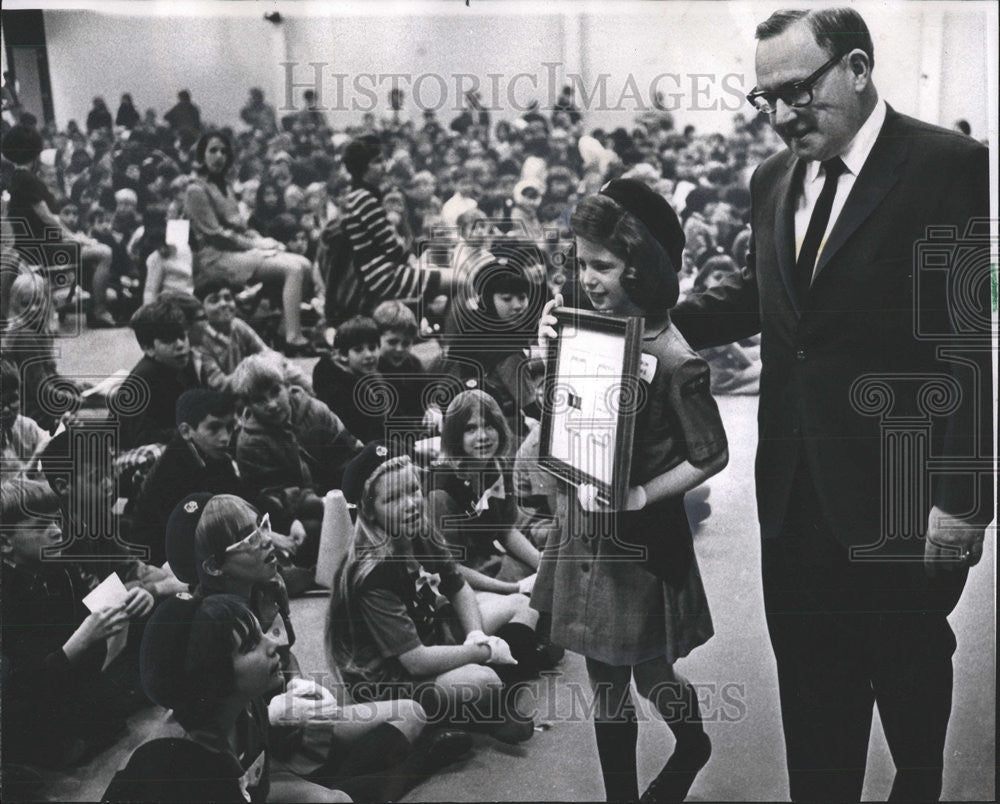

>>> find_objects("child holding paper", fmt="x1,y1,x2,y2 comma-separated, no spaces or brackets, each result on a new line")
0,477,154,768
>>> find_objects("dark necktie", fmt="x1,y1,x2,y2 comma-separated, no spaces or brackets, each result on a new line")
795,156,847,302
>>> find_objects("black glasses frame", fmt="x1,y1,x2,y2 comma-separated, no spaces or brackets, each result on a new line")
746,51,846,114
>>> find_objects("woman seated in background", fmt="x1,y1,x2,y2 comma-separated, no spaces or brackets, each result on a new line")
327,443,536,744
185,131,313,356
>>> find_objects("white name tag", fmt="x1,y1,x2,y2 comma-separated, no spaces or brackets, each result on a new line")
639,353,658,384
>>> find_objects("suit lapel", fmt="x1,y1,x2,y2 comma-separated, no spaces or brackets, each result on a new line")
773,154,803,313
813,106,908,282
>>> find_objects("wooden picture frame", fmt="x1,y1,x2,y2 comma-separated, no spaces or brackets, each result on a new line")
538,307,642,509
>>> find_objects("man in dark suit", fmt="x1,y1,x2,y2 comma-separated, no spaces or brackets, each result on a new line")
672,8,992,801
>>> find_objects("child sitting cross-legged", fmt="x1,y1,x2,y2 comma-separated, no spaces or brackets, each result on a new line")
427,389,562,678
102,594,350,803
326,443,536,745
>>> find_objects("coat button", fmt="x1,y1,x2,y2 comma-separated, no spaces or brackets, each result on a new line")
580,562,590,573
795,349,806,361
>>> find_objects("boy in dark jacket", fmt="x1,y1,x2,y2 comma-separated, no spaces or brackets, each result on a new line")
114,298,206,451
312,315,386,444
130,388,249,566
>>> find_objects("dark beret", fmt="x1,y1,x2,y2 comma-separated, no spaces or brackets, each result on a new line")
600,178,685,274
341,441,391,505
165,492,214,584
139,593,199,709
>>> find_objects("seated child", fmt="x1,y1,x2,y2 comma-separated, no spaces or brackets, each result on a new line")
1,478,154,769
114,298,205,451
102,594,349,803
426,390,559,676
40,429,187,597
192,276,312,394
232,355,363,562
131,389,251,566
372,300,429,423
0,359,50,480
312,316,387,444
327,444,534,743
2,271,84,433
435,241,546,439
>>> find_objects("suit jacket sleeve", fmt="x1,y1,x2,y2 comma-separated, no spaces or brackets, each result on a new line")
672,168,763,348
934,142,992,526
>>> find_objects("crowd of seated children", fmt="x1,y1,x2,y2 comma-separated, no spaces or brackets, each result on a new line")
157,491,473,802
0,71,782,797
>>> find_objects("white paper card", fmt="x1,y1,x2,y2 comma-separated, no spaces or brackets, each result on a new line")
166,219,189,248
83,571,128,612
82,572,129,671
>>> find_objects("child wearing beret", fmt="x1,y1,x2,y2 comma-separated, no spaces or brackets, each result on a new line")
534,180,729,802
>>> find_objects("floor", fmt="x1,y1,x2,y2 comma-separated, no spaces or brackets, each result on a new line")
13,325,996,802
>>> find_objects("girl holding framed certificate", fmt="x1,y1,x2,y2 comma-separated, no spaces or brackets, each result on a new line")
535,179,729,803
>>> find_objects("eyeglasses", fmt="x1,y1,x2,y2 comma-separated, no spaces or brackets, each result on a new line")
746,51,845,115
225,513,271,555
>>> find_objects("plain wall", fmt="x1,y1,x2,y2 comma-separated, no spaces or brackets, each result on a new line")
33,1,995,138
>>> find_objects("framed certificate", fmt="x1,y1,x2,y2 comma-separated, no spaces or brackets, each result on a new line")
538,307,643,509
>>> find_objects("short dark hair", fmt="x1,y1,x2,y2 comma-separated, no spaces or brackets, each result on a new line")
342,136,382,180
334,316,380,354
159,291,204,327
756,7,874,69
176,388,235,428
130,298,188,350
193,275,238,302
